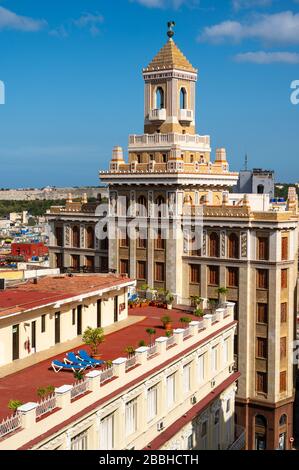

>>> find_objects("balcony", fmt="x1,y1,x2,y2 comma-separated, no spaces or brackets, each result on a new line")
178,109,193,124
228,425,246,450
148,108,166,123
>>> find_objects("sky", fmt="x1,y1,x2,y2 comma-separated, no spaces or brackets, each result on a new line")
0,0,299,188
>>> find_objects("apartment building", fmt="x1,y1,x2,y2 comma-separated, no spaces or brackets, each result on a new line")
0,274,133,367
0,303,240,450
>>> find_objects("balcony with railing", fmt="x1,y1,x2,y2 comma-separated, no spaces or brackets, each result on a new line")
148,109,166,123
178,109,193,123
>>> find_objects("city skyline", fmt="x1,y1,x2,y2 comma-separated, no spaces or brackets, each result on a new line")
0,0,299,187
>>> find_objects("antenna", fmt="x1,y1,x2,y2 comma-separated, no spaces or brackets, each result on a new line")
244,154,248,171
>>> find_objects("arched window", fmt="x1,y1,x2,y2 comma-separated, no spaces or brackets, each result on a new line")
180,88,187,109
86,226,94,249
137,195,147,217
156,87,164,109
279,414,287,427
228,233,239,259
209,232,219,258
72,226,80,248
257,184,264,194
255,415,267,450
156,195,165,218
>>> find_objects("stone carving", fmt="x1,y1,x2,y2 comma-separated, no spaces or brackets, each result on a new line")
221,231,226,257
110,192,117,216
241,232,247,257
202,231,207,256
65,225,70,246
80,225,85,249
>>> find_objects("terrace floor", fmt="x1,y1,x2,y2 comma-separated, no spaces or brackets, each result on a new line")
0,306,199,421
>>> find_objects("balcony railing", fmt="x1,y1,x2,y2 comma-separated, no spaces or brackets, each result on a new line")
183,327,191,339
166,336,175,349
100,366,114,384
228,425,246,450
178,109,193,123
0,414,22,439
71,380,90,400
147,344,157,358
125,355,137,371
36,394,57,419
148,108,166,122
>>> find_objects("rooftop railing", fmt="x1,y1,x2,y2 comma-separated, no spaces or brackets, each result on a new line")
36,394,57,420
0,414,22,439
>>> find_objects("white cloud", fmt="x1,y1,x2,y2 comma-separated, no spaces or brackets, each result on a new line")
73,13,104,36
199,11,299,45
235,51,299,64
0,6,46,32
232,0,273,11
132,0,198,8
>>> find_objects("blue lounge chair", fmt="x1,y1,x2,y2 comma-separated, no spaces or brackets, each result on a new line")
51,359,88,373
77,349,105,367
65,352,93,368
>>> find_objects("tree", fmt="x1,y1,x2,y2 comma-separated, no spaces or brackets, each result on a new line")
82,326,105,356
145,328,156,346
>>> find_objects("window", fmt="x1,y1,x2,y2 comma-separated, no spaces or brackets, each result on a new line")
55,226,63,247
120,259,129,275
280,371,287,393
256,338,268,359
156,196,165,218
255,415,267,450
212,346,218,373
155,262,165,282
119,230,129,248
162,153,167,163
201,421,208,449
137,261,146,280
209,232,219,257
223,338,229,364
155,229,165,249
136,196,147,217
209,266,219,286
190,264,200,284
257,184,264,194
137,154,141,164
41,315,46,333
166,373,175,408
256,372,267,394
137,230,147,249
147,386,158,422
279,414,287,427
281,237,288,261
226,399,231,413
180,87,187,109
257,303,268,324
71,255,80,271
227,267,239,287
100,413,114,450
198,354,205,383
125,398,137,436
187,434,193,450
72,309,76,326
156,87,164,109
281,303,287,323
257,269,268,289
281,269,288,289
71,430,88,450
258,237,269,260
97,300,102,328
280,337,287,360
183,363,191,394
86,226,94,249
72,226,80,248
228,234,239,259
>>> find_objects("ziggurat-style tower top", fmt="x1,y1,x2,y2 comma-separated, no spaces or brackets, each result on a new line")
144,38,197,74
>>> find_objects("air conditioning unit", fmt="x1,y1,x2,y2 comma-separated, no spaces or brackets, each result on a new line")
157,421,164,432
191,395,197,405
211,379,216,388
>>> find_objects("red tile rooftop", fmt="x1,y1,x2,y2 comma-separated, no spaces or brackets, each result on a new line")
0,274,133,318
0,306,209,421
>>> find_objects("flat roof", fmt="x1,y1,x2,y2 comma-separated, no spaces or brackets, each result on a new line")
0,274,134,318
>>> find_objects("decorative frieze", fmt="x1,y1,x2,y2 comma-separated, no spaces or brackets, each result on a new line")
241,232,248,258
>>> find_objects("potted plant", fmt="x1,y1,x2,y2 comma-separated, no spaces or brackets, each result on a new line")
73,370,84,381
193,308,204,318
161,315,172,331
146,328,156,346
165,330,173,338
82,326,105,359
8,399,23,414
208,299,218,313
217,287,228,305
138,339,146,347
190,296,203,309
179,316,192,328
165,292,174,310
124,346,135,357
37,385,55,399
128,300,135,309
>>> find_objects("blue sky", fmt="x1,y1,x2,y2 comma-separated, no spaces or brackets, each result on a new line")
0,0,299,188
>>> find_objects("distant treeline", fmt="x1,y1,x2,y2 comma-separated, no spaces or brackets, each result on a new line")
0,200,66,218
275,184,299,200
